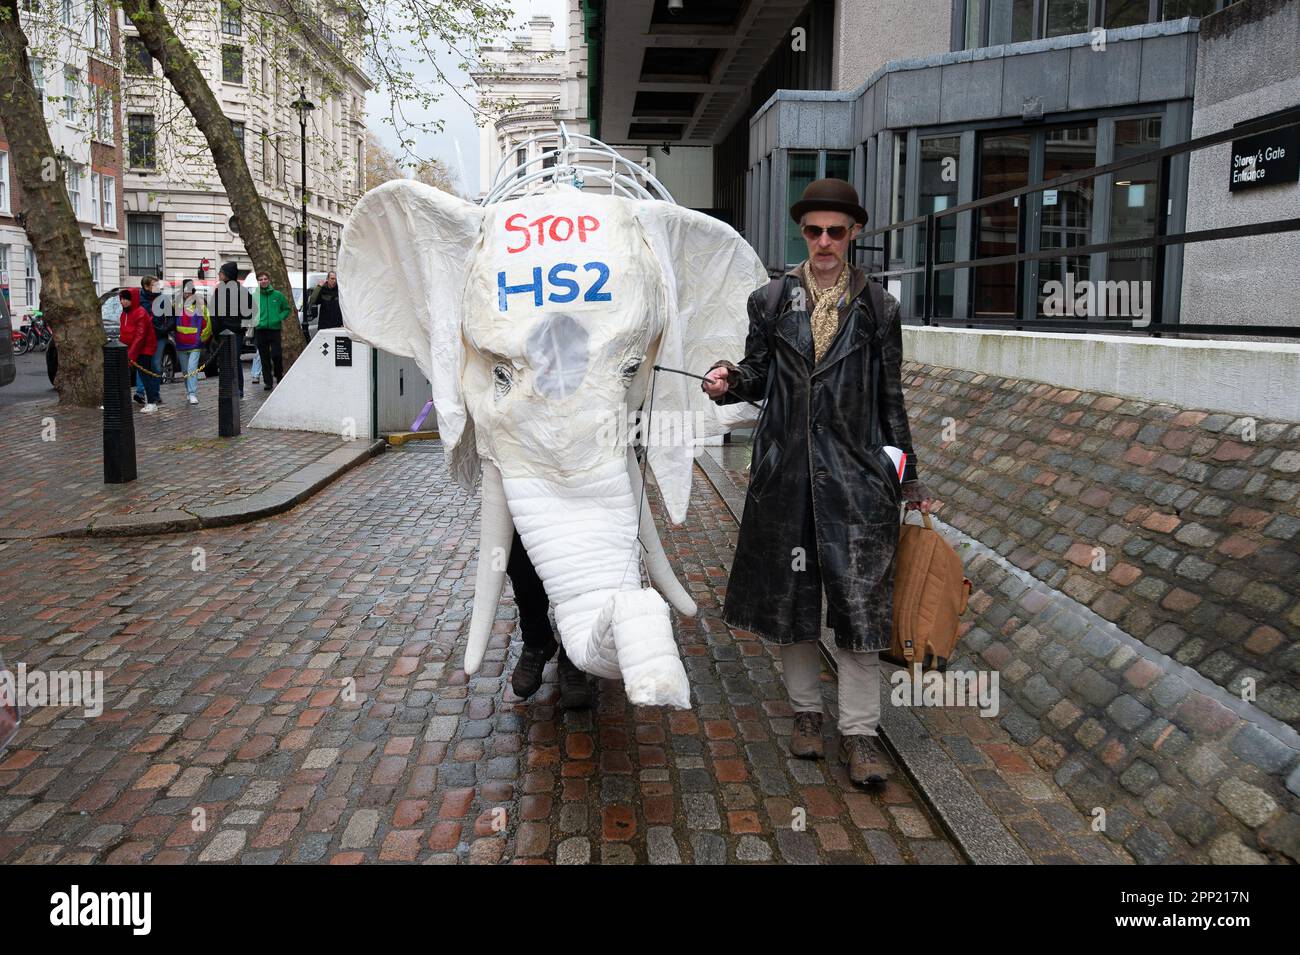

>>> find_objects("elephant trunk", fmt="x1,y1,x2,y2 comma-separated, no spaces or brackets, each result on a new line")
501,456,691,709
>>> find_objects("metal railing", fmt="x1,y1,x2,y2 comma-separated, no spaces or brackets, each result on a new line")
854,107,1300,338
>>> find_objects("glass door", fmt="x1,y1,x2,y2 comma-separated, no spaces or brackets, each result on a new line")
973,131,1031,319
1108,116,1163,322
1037,123,1097,317
914,135,961,319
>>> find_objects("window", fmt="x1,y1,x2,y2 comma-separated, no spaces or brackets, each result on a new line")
92,86,113,143
230,119,245,154
786,150,818,267
987,0,1035,44
128,114,155,168
974,131,1031,318
891,135,908,260
91,171,101,225
66,161,83,219
64,68,82,124
221,0,242,36
93,1,111,53
60,0,72,27
515,146,526,169
0,151,8,214
222,45,244,84
125,37,153,75
127,213,162,275
1104,0,1150,27
101,175,116,228
964,0,983,47
0,248,7,285
90,252,102,292
1163,0,1217,16
1037,123,1097,316
913,136,961,319
25,246,38,309
1044,0,1090,36
29,59,44,108
1108,117,1163,308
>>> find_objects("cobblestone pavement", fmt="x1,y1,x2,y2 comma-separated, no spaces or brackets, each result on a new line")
0,441,956,864
703,441,1129,864
0,376,348,536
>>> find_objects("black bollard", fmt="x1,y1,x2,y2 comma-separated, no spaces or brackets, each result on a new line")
103,341,137,484
218,329,241,437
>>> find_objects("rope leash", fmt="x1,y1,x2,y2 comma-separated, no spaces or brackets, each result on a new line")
652,363,763,409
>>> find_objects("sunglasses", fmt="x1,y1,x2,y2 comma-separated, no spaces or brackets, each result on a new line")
801,224,852,241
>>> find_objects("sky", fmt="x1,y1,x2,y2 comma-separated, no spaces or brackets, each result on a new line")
365,0,568,198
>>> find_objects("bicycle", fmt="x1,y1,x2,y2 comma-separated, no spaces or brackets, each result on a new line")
13,314,51,355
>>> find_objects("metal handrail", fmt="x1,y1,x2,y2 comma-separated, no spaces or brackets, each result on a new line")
854,106,1300,337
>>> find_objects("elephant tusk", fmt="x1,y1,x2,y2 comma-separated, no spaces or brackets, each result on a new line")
628,447,697,617
464,460,514,675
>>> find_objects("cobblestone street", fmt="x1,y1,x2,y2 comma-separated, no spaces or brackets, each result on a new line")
0,441,958,864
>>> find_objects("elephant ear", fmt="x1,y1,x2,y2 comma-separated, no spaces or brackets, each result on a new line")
337,179,486,487
631,201,769,525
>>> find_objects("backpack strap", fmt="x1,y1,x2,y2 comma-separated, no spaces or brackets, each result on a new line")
763,275,785,319
866,277,887,340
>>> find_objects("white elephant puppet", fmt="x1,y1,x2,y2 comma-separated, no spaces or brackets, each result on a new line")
338,180,767,709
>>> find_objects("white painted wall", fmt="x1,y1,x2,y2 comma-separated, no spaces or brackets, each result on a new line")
250,329,374,439
905,326,1300,421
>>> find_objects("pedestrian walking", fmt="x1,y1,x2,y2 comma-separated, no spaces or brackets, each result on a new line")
253,271,291,390
702,178,935,788
308,271,343,331
211,261,253,398
119,288,160,414
135,275,163,404
174,279,211,405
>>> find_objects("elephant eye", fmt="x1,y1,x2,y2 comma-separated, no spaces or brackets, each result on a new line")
493,363,512,398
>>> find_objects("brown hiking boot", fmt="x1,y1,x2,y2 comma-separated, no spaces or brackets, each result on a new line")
839,734,891,788
789,711,824,759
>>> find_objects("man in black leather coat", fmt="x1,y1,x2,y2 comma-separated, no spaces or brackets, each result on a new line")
703,178,934,787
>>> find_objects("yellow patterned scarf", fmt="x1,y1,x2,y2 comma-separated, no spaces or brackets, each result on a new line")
802,260,850,363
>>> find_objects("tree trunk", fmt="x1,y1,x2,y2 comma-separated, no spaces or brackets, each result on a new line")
125,0,305,366
0,0,106,406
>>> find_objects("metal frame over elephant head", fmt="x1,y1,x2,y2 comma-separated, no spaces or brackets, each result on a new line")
336,140,766,709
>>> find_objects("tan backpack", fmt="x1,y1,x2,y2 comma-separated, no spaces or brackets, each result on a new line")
885,510,972,672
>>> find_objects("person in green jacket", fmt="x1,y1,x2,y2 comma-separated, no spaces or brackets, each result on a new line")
253,271,292,389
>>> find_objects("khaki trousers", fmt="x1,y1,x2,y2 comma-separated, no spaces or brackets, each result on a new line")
781,640,882,737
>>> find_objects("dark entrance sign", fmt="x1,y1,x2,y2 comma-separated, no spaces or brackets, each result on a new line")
1229,124,1300,192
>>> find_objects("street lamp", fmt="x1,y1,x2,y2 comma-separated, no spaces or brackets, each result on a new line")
290,87,315,317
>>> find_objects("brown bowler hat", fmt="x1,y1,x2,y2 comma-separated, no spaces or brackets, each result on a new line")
790,177,869,225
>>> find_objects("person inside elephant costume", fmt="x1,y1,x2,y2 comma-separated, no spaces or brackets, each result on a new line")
337,180,767,710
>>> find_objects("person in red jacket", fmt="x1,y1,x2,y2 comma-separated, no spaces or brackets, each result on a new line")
119,287,160,414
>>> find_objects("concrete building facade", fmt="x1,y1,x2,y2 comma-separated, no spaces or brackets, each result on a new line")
1,1,128,320
120,1,371,286
472,12,584,202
